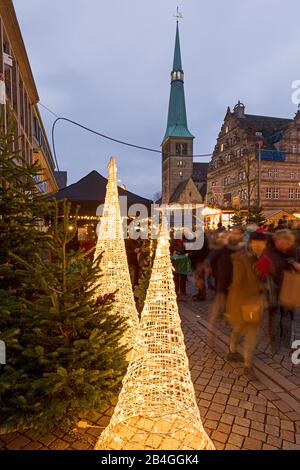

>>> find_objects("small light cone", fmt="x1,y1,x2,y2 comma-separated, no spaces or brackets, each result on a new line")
92,157,139,353
95,219,214,450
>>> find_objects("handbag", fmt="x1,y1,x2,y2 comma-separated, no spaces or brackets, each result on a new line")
279,270,300,309
241,296,265,324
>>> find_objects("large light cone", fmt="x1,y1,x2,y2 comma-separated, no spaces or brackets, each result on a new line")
95,219,214,450
92,157,139,353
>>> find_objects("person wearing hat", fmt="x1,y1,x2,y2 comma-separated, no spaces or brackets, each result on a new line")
226,231,268,376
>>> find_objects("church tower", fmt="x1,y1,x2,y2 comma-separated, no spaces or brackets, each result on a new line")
162,21,194,204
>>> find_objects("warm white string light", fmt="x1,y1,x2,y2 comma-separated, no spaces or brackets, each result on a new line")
92,157,139,353
95,218,214,450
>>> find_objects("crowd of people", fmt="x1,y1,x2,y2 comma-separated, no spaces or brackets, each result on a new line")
170,218,300,377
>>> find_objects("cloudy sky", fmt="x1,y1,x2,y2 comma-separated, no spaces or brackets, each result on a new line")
14,0,300,198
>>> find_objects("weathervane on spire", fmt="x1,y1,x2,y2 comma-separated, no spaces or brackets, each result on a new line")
174,6,183,22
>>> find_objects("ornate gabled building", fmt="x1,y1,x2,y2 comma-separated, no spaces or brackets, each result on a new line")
0,0,59,193
161,22,207,205
207,101,300,216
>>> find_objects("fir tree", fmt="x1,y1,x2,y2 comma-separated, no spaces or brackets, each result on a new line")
231,209,245,227
0,125,128,433
246,205,266,225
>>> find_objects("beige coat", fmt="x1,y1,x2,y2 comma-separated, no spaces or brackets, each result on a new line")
226,252,263,332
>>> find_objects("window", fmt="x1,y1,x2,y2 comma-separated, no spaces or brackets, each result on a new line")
238,189,247,200
224,176,230,186
225,126,229,134
220,143,224,152
179,171,183,177
256,131,263,137
292,144,298,153
290,171,300,180
267,168,279,178
177,160,183,167
212,181,218,187
289,188,300,199
176,143,188,156
239,171,246,181
289,188,295,199
266,188,280,199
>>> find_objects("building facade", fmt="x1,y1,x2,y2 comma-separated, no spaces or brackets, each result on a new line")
0,0,58,193
207,101,300,216
162,23,207,206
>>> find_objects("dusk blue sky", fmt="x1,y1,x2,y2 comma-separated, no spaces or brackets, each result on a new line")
14,0,300,198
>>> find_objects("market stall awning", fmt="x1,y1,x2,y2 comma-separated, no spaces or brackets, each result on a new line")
52,170,152,216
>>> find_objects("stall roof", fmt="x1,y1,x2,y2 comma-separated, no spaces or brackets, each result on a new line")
52,170,152,215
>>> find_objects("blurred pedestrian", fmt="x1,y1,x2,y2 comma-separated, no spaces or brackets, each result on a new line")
226,232,267,376
207,227,245,347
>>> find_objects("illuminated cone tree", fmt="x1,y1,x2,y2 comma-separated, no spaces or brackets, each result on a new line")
95,220,214,450
92,157,139,352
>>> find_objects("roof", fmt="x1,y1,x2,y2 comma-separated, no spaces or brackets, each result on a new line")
192,162,209,182
163,23,194,143
173,22,182,71
240,114,292,137
52,170,152,215
169,180,190,204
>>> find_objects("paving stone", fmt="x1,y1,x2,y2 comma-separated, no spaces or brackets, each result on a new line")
246,410,265,424
212,431,228,444
280,420,295,432
263,443,278,450
249,429,267,442
6,435,31,450
205,410,222,422
38,434,57,446
265,424,280,437
209,402,226,414
282,441,300,450
214,393,228,405
280,430,295,443
232,424,249,437
235,416,251,428
23,441,44,450
228,433,244,448
243,437,263,450
225,405,245,418
213,440,226,450
49,439,70,450
227,397,240,407
251,421,265,432
71,440,91,450
217,423,231,435
220,414,235,426
225,443,240,450
267,435,282,448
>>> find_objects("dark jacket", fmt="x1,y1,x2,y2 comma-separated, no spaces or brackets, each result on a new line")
208,241,245,294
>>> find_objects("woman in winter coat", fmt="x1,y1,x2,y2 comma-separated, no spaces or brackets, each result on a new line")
226,232,268,376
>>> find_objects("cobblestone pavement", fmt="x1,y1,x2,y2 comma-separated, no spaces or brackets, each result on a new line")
1,297,300,451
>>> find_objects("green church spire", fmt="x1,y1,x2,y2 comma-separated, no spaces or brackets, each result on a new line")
163,22,194,143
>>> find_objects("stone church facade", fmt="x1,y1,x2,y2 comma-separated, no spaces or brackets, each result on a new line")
161,23,207,206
